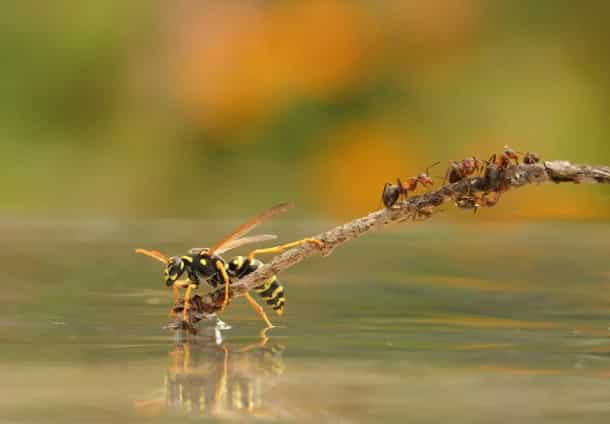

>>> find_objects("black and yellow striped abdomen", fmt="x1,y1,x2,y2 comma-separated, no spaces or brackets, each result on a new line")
227,256,285,315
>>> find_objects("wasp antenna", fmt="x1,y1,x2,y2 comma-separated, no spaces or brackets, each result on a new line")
135,248,169,264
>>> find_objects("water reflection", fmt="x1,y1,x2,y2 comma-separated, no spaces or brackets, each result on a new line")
135,325,285,420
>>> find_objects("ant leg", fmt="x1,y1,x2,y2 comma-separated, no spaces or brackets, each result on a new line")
489,154,497,167
244,292,274,328
381,183,388,208
396,178,406,205
443,163,451,185
247,238,324,262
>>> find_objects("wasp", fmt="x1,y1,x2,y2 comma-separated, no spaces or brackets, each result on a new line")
136,203,323,328
382,162,440,208
444,156,485,185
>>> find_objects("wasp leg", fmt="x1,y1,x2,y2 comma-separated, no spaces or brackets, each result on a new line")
214,260,232,310
247,238,324,262
170,280,191,317
244,292,274,329
168,285,180,317
181,283,197,323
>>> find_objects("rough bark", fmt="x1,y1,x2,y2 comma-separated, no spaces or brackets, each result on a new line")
177,160,610,320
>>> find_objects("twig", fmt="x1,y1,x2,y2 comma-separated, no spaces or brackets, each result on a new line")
186,160,610,315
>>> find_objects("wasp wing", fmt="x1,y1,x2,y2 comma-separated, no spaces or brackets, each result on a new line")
209,202,292,254
135,248,170,264
214,234,278,255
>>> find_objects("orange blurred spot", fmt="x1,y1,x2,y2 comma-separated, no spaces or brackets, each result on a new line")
308,121,432,219
383,0,482,69
171,1,371,135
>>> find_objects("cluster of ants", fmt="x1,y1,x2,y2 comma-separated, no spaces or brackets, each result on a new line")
382,146,540,216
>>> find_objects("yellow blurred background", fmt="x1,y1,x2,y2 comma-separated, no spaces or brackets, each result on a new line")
2,0,609,220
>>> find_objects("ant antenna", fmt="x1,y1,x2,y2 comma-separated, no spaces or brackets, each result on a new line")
424,161,441,174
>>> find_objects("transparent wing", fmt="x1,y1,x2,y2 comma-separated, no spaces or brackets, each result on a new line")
135,248,169,264
214,234,278,255
209,202,292,254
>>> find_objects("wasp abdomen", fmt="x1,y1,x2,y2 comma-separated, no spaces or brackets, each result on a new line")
228,256,285,315
253,276,285,315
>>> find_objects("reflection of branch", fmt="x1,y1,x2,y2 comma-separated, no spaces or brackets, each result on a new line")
191,161,610,314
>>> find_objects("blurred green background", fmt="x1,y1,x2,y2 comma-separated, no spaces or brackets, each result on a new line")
1,0,609,220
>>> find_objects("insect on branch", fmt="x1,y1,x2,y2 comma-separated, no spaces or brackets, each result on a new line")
184,160,610,317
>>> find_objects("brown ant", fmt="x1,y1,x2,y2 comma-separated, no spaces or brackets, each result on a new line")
444,157,485,185
382,162,440,208
483,147,539,190
488,145,520,168
521,151,540,164
455,192,501,214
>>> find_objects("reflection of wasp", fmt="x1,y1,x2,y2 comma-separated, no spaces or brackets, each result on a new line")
382,162,440,208
136,203,323,328
135,331,285,419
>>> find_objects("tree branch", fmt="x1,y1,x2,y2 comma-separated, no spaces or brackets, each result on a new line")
180,160,610,318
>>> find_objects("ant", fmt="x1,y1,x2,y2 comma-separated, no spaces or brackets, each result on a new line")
382,162,440,208
455,192,501,214
488,145,520,168
444,157,485,185
484,147,540,190
522,151,540,164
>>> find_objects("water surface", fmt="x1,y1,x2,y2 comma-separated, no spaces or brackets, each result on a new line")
1,221,610,423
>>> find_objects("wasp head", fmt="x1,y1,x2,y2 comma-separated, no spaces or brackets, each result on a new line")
164,256,185,287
